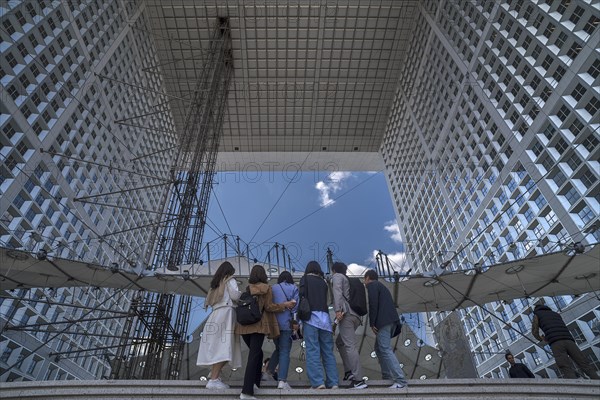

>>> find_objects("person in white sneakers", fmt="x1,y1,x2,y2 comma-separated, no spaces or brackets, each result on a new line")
331,262,367,389
267,271,299,390
235,265,296,399
364,269,408,389
197,262,242,390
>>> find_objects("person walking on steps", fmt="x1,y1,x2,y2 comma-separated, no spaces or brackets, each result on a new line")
364,269,408,389
197,261,242,390
267,271,299,390
236,265,296,399
331,261,367,389
532,302,600,380
299,261,340,389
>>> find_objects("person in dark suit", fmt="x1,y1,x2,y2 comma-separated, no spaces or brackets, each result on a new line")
505,353,535,378
364,269,408,389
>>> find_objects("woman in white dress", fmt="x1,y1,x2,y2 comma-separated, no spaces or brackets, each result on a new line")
197,261,242,389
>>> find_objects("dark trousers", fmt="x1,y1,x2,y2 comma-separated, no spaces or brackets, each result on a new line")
242,333,265,395
551,339,600,379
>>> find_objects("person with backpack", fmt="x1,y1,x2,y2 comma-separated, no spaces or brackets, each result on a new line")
299,261,339,389
197,261,242,390
364,269,408,389
266,271,299,389
331,261,367,389
235,265,296,399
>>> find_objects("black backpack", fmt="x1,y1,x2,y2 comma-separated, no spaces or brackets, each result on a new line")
345,276,368,316
236,288,262,325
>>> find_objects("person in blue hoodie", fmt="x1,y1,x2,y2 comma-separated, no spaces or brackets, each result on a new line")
266,271,299,389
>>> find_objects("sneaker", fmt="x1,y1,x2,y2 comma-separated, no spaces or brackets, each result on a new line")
314,384,326,389
352,379,368,389
330,385,339,389
389,382,407,389
206,378,229,390
261,371,275,381
240,394,257,400
343,371,354,381
253,384,260,391
277,381,292,390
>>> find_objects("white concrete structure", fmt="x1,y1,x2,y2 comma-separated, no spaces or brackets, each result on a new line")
1,0,599,383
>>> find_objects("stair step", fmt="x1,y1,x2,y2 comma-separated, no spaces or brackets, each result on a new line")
1,379,598,400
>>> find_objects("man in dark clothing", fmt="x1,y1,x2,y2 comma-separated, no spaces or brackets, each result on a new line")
532,303,599,379
505,353,535,378
364,269,408,389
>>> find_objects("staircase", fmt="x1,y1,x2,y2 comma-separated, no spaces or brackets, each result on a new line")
2,379,599,400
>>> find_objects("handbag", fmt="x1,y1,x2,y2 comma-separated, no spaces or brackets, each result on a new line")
297,296,311,321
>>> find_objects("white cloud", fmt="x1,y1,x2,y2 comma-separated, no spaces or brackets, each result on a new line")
315,171,352,207
383,221,403,244
346,250,408,278
347,263,369,277
370,249,407,273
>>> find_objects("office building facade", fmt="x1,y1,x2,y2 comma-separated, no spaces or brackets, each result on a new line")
1,0,176,381
381,0,599,378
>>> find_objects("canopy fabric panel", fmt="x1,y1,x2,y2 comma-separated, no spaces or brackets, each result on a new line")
1,245,598,312
390,245,600,313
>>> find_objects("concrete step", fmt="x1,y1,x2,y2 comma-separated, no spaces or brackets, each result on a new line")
1,379,599,400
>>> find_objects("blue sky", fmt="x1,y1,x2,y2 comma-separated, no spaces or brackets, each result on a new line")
187,169,411,334
203,170,406,273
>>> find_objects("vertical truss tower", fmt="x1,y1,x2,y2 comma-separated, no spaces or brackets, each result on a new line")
112,18,233,379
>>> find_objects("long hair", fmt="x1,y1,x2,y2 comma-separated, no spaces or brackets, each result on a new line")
249,264,268,284
305,260,323,277
210,261,235,289
277,270,294,284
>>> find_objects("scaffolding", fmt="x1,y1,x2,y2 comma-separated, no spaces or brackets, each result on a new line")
110,17,233,380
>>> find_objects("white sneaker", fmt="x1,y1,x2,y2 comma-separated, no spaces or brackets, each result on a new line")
240,394,257,400
277,381,292,389
206,378,229,389
389,382,407,389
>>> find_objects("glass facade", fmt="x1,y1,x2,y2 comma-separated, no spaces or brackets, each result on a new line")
0,1,176,381
381,0,599,378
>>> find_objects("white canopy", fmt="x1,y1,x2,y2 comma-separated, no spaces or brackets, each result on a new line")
1,245,598,312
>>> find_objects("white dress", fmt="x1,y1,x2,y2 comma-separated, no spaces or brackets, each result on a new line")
196,278,242,368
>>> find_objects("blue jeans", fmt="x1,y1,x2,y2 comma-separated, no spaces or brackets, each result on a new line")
303,323,339,388
375,323,407,385
267,329,292,381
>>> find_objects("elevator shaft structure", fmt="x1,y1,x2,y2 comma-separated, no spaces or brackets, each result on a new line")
112,18,233,380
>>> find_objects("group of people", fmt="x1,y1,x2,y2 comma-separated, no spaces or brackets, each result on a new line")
196,260,407,400
195,260,599,399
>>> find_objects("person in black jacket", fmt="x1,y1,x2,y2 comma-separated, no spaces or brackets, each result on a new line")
505,353,535,378
299,261,339,389
532,303,599,379
364,269,408,389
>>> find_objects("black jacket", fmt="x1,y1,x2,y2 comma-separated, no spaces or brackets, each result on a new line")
366,280,399,329
299,274,329,312
533,305,573,344
509,363,535,378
